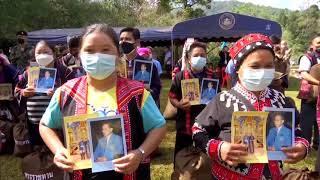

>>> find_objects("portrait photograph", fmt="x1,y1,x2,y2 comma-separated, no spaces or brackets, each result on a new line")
87,115,127,173
72,66,86,78
181,79,200,105
200,78,219,104
263,107,295,160
0,83,13,100
231,111,269,163
36,67,57,93
27,66,40,88
117,56,127,78
63,113,99,170
133,59,153,85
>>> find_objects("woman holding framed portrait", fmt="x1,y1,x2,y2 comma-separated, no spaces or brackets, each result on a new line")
169,42,219,162
192,34,309,179
39,24,166,180
15,40,74,145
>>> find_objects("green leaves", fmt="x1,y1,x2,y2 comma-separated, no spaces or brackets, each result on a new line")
231,3,320,61
0,0,140,39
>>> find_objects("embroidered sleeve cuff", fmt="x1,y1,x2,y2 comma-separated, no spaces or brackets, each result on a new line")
191,123,203,135
207,139,222,160
295,137,310,157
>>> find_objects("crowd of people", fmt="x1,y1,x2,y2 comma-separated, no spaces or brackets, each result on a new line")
0,23,320,180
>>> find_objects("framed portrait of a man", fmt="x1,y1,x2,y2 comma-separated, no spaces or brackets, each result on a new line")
87,115,127,173
36,67,57,93
72,66,86,78
0,83,13,100
200,78,219,104
263,107,295,160
133,59,153,85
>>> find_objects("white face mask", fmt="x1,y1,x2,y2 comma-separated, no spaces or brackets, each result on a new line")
190,56,207,71
35,54,54,67
240,68,275,91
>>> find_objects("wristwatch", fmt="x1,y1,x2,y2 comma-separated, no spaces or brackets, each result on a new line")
137,147,145,160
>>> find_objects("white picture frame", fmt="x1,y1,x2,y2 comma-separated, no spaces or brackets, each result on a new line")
87,115,127,173
263,107,295,160
133,59,153,85
200,78,219,104
36,67,57,93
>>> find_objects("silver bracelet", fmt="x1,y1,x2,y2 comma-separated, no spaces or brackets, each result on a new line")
137,147,145,160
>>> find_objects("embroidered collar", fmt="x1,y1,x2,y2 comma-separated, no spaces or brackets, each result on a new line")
233,82,269,104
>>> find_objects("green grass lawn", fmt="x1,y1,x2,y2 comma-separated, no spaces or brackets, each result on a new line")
0,77,317,180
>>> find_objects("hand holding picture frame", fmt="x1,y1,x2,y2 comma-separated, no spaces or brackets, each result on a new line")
263,107,295,160
200,78,219,104
36,67,57,93
231,111,269,163
87,115,127,173
181,79,201,105
63,113,99,170
133,59,153,85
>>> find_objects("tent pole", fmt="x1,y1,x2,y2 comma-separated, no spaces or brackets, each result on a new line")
171,38,174,72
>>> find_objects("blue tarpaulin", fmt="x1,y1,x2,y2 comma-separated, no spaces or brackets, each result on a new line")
172,12,282,41
28,27,173,46
28,12,282,46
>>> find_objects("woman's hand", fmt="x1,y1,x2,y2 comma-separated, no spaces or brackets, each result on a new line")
113,149,143,174
144,84,153,93
144,84,151,91
282,143,307,164
47,89,54,97
22,87,36,97
178,99,191,111
53,148,74,172
220,142,248,166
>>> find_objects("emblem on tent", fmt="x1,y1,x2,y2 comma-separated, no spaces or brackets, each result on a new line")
266,24,271,31
219,13,235,30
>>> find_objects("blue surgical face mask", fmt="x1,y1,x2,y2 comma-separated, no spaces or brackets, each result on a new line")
80,53,116,80
190,56,207,71
240,68,275,91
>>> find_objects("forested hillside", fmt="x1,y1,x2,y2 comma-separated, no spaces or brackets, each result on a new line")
1,0,319,59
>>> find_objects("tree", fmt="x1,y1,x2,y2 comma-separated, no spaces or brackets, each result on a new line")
0,0,140,40
284,5,320,57
174,0,211,9
159,0,211,18
231,3,320,60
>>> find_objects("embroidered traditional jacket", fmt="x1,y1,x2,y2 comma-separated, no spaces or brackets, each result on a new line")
169,69,218,135
59,76,151,180
192,83,309,180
